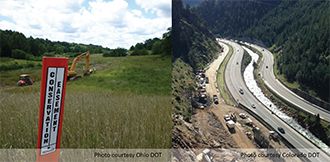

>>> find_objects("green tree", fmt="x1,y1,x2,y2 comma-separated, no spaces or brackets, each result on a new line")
10,32,28,52
161,27,172,56
135,43,144,50
55,47,63,54
11,49,26,59
39,44,47,56
151,41,162,55
0,31,11,57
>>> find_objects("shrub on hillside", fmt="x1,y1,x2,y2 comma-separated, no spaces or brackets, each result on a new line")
26,54,42,61
11,49,26,59
131,48,149,56
103,48,127,57
0,62,24,71
23,62,35,68
0,57,14,63
43,52,56,57
103,52,112,57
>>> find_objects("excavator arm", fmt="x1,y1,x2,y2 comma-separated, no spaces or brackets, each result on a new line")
67,51,90,80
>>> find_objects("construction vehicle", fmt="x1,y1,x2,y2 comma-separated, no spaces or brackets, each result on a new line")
17,74,36,86
269,131,279,141
67,51,90,81
230,112,237,122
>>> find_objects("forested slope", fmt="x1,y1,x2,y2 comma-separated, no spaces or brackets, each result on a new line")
196,0,329,102
172,0,221,123
173,0,221,71
251,0,329,102
196,0,282,38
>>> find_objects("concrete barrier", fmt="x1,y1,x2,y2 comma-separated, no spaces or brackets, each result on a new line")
237,103,313,162
275,76,330,111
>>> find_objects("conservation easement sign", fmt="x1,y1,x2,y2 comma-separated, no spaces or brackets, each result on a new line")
37,57,68,161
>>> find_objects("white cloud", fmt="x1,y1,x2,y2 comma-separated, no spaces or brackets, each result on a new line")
0,0,171,49
131,10,142,17
135,0,171,18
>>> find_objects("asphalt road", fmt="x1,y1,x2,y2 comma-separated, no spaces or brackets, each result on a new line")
221,39,330,161
248,43,330,122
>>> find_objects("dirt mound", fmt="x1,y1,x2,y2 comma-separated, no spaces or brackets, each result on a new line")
172,109,238,149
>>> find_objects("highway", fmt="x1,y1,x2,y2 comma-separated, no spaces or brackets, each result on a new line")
221,39,330,161
248,43,330,122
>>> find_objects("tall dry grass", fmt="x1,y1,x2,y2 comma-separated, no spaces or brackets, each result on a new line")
0,90,171,149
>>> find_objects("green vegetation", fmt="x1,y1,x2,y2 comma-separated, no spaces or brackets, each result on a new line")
196,0,329,102
0,29,107,60
196,0,282,38
0,90,171,148
217,43,233,105
172,59,195,122
103,48,127,57
68,55,171,96
273,53,300,89
0,54,171,148
172,0,222,122
254,67,330,146
173,0,221,71
0,61,42,72
129,28,171,57
182,0,203,8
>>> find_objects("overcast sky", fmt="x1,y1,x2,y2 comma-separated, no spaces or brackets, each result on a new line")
0,0,171,49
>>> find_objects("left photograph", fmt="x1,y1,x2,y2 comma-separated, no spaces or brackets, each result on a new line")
0,0,171,160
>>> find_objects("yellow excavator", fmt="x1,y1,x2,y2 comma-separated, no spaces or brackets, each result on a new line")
67,51,90,81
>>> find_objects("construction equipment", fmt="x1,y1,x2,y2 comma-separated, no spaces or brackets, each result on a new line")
269,131,279,141
230,112,237,122
67,51,90,81
18,74,36,86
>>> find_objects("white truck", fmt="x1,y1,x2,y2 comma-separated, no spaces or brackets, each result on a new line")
226,120,235,129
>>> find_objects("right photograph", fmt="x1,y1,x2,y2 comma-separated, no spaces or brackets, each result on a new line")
172,0,330,161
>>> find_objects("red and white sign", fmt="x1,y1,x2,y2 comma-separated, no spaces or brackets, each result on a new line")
37,57,68,161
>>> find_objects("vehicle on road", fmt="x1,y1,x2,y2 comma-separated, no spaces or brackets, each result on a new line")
213,95,219,104
224,115,231,121
226,120,235,129
266,65,268,68
278,127,285,134
17,74,36,86
251,103,256,108
205,77,209,84
239,87,244,94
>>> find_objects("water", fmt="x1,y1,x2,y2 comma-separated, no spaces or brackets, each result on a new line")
242,46,330,155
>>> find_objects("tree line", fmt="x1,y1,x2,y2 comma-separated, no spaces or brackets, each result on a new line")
0,29,107,61
103,27,172,57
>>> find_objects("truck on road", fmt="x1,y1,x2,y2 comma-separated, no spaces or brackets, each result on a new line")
226,120,235,129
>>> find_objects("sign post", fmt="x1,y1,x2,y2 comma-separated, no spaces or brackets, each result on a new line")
37,57,68,162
